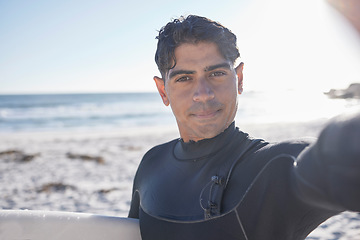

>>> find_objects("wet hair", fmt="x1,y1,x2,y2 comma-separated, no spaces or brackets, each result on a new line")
155,15,240,78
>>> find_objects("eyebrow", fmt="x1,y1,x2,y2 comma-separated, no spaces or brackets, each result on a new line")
204,63,232,72
167,62,232,80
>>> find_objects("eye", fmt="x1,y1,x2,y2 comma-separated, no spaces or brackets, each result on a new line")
210,71,226,77
175,76,191,82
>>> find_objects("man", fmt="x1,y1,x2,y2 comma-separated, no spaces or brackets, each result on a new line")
128,15,360,240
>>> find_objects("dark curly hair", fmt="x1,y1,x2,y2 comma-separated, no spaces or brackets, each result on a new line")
155,15,240,78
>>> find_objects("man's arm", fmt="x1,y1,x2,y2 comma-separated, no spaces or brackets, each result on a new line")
128,190,140,219
294,112,360,211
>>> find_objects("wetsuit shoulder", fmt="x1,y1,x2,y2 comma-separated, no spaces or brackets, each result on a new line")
142,139,178,161
128,138,179,219
132,138,180,192
255,138,314,160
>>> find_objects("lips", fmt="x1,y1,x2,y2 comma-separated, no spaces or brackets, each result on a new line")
187,101,223,120
191,109,221,119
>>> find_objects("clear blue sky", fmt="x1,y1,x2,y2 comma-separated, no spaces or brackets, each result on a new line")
1,0,360,94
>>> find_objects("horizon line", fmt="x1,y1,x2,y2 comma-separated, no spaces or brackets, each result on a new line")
0,90,159,96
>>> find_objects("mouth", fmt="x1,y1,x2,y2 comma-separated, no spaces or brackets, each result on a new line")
191,109,221,120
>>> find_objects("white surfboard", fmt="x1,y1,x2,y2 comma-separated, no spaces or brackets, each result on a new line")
0,210,141,240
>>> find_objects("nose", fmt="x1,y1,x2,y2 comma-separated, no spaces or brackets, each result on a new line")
193,77,215,102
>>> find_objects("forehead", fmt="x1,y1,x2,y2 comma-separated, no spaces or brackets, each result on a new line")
173,42,226,66
165,42,233,79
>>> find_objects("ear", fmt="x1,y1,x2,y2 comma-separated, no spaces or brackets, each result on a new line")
154,76,170,106
235,62,244,94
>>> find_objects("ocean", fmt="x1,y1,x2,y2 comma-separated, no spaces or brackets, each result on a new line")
0,91,359,133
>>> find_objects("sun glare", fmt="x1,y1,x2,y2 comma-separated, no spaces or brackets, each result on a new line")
231,0,360,93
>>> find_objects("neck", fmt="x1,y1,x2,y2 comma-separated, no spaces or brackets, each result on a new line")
179,122,235,143
174,122,241,160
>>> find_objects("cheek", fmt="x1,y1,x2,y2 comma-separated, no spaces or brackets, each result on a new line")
219,82,238,115
217,80,238,100
167,90,190,117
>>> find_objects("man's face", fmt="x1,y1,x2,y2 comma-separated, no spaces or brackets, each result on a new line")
154,42,243,142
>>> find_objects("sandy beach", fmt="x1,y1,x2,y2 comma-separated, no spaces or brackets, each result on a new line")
1,120,359,239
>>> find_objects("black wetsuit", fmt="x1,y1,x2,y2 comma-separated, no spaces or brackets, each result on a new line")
129,114,360,240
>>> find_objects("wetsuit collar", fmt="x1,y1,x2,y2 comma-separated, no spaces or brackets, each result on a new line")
174,122,238,160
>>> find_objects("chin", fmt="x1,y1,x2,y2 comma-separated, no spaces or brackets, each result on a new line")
196,123,227,139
